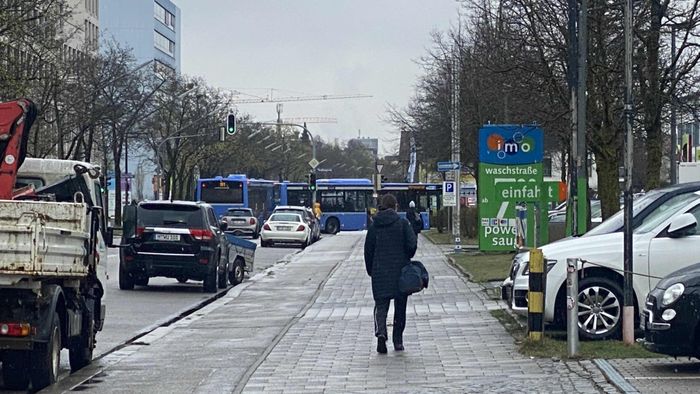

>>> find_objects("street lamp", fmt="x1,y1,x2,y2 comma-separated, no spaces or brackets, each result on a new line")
670,21,691,184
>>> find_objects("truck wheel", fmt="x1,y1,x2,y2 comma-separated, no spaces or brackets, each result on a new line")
229,259,245,286
2,351,30,390
325,218,340,235
203,267,218,293
69,311,94,372
119,265,134,290
31,312,61,390
577,277,623,340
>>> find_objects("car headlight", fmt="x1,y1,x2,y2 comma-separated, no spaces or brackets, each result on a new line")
522,259,557,275
661,283,685,306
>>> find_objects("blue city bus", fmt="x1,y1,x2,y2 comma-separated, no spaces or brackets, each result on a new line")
379,183,442,229
196,175,276,219
275,182,312,207
316,178,374,234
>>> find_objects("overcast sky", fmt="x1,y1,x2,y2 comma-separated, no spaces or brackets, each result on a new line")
176,1,459,155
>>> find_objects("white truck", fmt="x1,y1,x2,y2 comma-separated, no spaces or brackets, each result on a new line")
0,157,109,390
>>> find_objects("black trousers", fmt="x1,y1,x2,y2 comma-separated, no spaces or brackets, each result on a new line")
374,295,408,343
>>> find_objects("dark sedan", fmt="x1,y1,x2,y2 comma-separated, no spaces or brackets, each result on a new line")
643,262,700,357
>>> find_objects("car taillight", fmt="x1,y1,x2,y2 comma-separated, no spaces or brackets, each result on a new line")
249,218,256,225
189,229,213,240
263,223,271,231
198,258,209,265
0,323,31,337
136,227,145,237
296,225,305,232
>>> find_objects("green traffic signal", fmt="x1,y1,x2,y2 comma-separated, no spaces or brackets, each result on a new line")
226,114,236,135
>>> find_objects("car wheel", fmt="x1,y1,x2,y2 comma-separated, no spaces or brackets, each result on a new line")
218,253,228,289
261,239,270,247
119,265,134,290
325,218,340,235
301,239,308,249
252,231,259,239
31,312,61,390
135,277,149,287
2,351,30,390
229,258,245,286
577,277,623,340
203,267,218,293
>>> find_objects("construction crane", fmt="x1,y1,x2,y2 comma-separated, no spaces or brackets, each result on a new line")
230,93,372,105
268,117,337,124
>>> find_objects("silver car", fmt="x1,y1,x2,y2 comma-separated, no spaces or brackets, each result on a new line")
221,208,259,239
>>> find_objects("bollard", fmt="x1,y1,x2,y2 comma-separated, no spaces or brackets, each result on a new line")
566,258,579,357
528,249,545,341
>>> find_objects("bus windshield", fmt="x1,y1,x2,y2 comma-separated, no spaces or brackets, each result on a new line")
199,180,243,204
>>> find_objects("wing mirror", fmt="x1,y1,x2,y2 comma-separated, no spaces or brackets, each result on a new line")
668,213,697,238
220,221,228,231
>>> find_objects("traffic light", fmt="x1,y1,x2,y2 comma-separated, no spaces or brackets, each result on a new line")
226,113,236,135
309,173,317,191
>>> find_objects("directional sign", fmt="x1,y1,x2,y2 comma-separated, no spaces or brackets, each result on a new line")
437,161,460,172
308,158,320,169
443,181,456,207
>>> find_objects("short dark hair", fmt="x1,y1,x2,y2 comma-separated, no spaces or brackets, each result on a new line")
379,194,397,210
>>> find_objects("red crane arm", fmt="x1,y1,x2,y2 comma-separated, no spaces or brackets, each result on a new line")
0,99,37,200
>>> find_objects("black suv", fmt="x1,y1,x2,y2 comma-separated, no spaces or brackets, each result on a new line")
120,201,230,293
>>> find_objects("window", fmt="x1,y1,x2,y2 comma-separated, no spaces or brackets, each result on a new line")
154,31,175,57
200,181,243,204
207,208,218,227
137,204,204,228
154,2,176,30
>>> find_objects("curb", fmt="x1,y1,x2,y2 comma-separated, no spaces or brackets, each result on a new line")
593,359,640,394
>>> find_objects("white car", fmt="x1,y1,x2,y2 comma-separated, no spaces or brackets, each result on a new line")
260,213,311,249
509,191,700,339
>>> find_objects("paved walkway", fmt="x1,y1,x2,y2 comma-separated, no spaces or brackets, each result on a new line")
242,236,614,393
44,233,617,393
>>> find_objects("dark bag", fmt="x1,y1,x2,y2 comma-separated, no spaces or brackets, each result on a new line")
399,260,429,295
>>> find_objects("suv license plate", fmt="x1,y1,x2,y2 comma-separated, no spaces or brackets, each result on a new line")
155,234,180,241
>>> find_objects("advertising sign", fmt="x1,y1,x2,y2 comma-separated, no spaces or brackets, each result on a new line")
479,125,543,165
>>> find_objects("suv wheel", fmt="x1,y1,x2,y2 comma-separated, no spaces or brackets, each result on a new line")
217,253,228,289
577,277,623,340
203,266,218,293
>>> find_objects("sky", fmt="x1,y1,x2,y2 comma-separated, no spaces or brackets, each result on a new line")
176,0,459,155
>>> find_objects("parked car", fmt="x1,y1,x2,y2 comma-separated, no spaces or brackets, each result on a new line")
261,212,312,248
507,190,700,339
503,182,700,306
272,205,320,243
221,207,259,238
120,201,231,293
643,262,700,357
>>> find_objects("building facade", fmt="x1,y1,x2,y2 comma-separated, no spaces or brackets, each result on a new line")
99,0,181,73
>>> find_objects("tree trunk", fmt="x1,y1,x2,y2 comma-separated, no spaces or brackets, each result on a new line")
642,0,664,189
595,151,620,219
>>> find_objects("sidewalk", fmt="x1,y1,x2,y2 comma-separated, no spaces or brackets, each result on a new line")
46,233,617,393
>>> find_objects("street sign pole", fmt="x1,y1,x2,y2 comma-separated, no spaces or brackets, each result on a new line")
622,0,635,345
451,54,461,252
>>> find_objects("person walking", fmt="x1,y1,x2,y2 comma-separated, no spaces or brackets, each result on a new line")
406,200,423,236
364,194,417,353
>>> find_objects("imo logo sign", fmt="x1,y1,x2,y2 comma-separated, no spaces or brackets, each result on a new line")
479,126,543,164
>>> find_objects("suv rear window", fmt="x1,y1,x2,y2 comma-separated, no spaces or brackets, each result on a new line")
227,209,252,217
138,204,204,228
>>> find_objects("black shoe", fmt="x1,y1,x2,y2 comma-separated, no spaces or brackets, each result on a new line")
377,336,387,354
394,343,404,351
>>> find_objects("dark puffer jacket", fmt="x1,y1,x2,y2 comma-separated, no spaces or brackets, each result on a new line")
364,209,417,300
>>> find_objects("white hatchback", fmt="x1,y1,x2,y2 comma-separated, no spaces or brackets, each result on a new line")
260,213,311,249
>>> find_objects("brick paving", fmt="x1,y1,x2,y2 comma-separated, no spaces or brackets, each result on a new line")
242,236,616,393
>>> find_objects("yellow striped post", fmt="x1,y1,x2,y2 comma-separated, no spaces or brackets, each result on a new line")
528,248,546,341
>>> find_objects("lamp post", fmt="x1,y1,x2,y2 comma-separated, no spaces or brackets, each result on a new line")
669,22,690,184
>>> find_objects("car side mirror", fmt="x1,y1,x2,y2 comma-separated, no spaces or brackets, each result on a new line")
668,213,697,238
220,221,228,231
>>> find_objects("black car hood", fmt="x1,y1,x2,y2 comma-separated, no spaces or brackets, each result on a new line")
656,262,700,289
